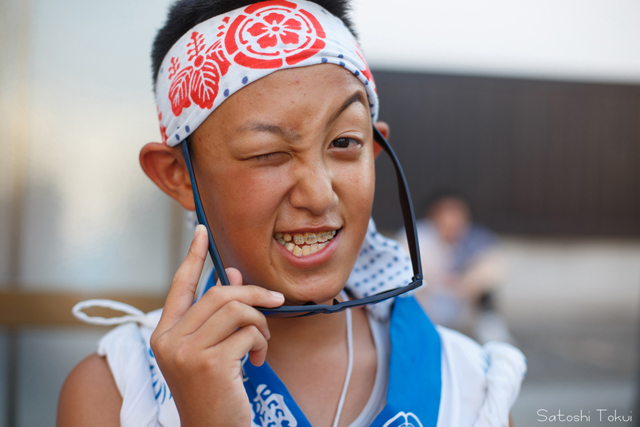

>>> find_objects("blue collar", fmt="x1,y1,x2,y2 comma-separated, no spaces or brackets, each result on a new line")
241,295,441,427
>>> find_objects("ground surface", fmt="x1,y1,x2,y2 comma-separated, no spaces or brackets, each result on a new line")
509,315,637,426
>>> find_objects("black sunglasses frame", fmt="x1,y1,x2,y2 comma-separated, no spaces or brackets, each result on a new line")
181,126,423,316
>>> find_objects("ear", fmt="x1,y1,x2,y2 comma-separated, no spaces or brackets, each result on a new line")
373,121,390,159
139,142,195,210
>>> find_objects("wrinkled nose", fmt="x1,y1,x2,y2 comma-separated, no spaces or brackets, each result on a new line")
289,160,338,216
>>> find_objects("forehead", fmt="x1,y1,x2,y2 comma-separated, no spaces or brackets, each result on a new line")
195,64,370,140
433,198,469,215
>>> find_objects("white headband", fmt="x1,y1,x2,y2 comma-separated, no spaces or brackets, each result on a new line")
156,0,378,146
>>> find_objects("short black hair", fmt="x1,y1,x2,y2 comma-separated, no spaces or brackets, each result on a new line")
151,0,356,88
421,190,470,216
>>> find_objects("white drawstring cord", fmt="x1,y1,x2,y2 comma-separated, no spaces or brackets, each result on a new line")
332,306,354,427
72,299,153,327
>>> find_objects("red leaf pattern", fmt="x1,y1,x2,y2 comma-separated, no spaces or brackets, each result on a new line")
187,32,206,60
167,32,231,118
158,110,168,144
168,65,193,116
190,60,220,109
168,57,180,80
205,39,231,76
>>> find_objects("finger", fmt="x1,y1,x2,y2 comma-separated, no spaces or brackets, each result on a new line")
175,284,283,336
191,300,270,348
158,224,209,332
214,325,269,367
224,268,243,286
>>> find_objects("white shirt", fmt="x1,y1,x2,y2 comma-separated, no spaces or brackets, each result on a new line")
96,305,526,427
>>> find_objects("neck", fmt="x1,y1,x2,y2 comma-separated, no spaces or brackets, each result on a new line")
266,309,347,361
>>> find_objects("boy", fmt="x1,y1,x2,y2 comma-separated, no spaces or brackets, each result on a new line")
58,1,526,426
395,192,513,344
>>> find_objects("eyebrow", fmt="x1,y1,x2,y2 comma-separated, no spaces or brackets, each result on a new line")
237,121,302,141
326,91,367,128
237,91,368,141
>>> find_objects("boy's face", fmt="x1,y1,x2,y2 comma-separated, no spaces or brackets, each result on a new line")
430,197,470,244
190,64,375,305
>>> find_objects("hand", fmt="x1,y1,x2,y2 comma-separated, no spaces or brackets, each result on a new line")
150,224,285,427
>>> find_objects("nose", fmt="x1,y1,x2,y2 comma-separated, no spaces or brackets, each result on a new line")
289,158,338,216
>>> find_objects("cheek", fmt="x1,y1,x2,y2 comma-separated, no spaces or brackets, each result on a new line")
341,157,376,210
332,157,375,255
218,169,284,220
205,166,288,261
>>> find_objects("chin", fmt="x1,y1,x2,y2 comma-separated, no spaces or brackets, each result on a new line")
279,273,348,306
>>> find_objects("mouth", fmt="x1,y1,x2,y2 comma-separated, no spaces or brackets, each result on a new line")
274,229,339,257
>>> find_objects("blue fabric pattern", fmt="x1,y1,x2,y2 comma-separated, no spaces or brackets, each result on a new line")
371,296,441,427
235,295,441,427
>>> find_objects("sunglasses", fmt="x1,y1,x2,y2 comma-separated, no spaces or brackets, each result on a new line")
181,126,423,317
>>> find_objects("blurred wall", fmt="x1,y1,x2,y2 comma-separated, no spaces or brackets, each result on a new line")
370,71,640,237
0,0,182,294
0,1,187,425
501,238,640,321
352,0,640,83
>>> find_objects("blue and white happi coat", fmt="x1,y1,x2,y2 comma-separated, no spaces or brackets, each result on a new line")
97,295,526,427
240,295,441,427
93,221,526,426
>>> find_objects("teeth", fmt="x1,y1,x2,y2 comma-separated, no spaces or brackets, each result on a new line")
276,230,338,257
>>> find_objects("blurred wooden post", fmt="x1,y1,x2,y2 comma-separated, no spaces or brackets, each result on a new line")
0,291,165,327
635,281,640,426
1,0,32,425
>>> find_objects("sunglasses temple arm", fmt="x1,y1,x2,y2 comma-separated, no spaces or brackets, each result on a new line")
372,127,423,282
180,140,231,286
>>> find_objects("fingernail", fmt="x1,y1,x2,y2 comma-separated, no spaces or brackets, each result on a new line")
194,224,204,239
269,290,284,301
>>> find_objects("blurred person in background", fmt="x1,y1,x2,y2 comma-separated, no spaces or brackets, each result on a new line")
396,191,514,344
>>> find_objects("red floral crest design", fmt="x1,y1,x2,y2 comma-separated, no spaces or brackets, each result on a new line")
167,26,231,117
225,0,326,69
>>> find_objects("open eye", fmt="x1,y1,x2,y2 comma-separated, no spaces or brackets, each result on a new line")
330,137,361,149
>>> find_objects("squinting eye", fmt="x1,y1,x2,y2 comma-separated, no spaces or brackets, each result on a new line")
331,137,360,149
254,152,283,161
